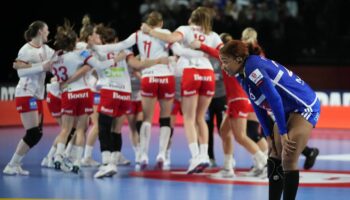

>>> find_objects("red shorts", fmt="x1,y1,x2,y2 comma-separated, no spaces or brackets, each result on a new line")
46,93,62,117
171,99,182,116
98,89,131,117
61,89,93,116
181,68,215,97
226,99,254,119
15,96,43,114
141,76,175,99
126,101,142,115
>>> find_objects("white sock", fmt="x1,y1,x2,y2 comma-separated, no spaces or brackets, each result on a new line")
83,145,94,159
223,154,233,170
70,145,80,160
9,153,24,166
74,146,84,166
101,151,111,165
56,143,66,155
64,141,73,156
189,143,199,158
140,122,151,155
253,151,267,169
158,126,171,158
111,151,121,164
47,146,56,159
199,144,208,156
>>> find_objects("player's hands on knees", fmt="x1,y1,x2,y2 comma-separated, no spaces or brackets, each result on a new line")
281,134,297,154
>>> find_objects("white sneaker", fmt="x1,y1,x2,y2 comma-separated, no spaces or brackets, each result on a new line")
94,164,117,178
155,154,165,170
187,155,209,174
3,164,29,176
81,157,100,167
210,169,235,179
117,154,131,166
41,157,55,168
140,153,149,170
54,154,73,172
163,157,171,171
245,166,264,177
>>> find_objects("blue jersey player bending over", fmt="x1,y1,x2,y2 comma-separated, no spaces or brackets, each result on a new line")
219,40,320,200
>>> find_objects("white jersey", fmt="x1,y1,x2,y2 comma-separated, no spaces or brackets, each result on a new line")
96,49,134,93
52,50,92,92
15,43,55,99
175,25,223,70
134,28,172,77
46,81,61,98
76,41,88,50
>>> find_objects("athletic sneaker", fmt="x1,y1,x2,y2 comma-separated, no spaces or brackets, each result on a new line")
41,157,55,168
3,164,29,176
54,154,73,172
304,148,319,170
187,155,209,174
94,164,117,178
117,154,131,166
245,166,264,177
140,153,149,170
81,157,100,167
163,157,171,171
155,154,165,170
210,168,235,178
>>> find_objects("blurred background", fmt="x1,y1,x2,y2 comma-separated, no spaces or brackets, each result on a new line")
1,0,350,88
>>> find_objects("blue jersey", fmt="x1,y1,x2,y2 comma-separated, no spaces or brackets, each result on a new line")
240,55,320,136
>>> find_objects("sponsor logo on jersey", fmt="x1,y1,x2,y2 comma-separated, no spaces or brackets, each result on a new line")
113,92,131,101
194,74,212,82
248,69,263,86
149,77,169,84
68,92,89,99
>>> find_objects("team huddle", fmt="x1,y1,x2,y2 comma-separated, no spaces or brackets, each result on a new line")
3,6,321,200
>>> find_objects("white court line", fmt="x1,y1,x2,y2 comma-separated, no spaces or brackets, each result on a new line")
316,154,350,161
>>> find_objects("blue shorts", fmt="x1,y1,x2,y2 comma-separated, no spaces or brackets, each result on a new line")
295,99,321,127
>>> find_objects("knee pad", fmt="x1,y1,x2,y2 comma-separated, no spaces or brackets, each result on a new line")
23,127,42,148
267,157,284,181
247,120,262,143
136,120,143,135
159,117,171,127
98,114,113,151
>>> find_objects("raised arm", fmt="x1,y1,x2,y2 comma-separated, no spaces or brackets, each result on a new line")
141,23,182,43
127,55,168,70
93,33,136,53
60,64,92,90
170,42,205,58
16,61,52,77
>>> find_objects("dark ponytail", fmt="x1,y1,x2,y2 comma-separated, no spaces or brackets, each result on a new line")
24,21,46,42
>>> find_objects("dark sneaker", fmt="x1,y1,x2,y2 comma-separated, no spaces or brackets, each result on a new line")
304,148,319,170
